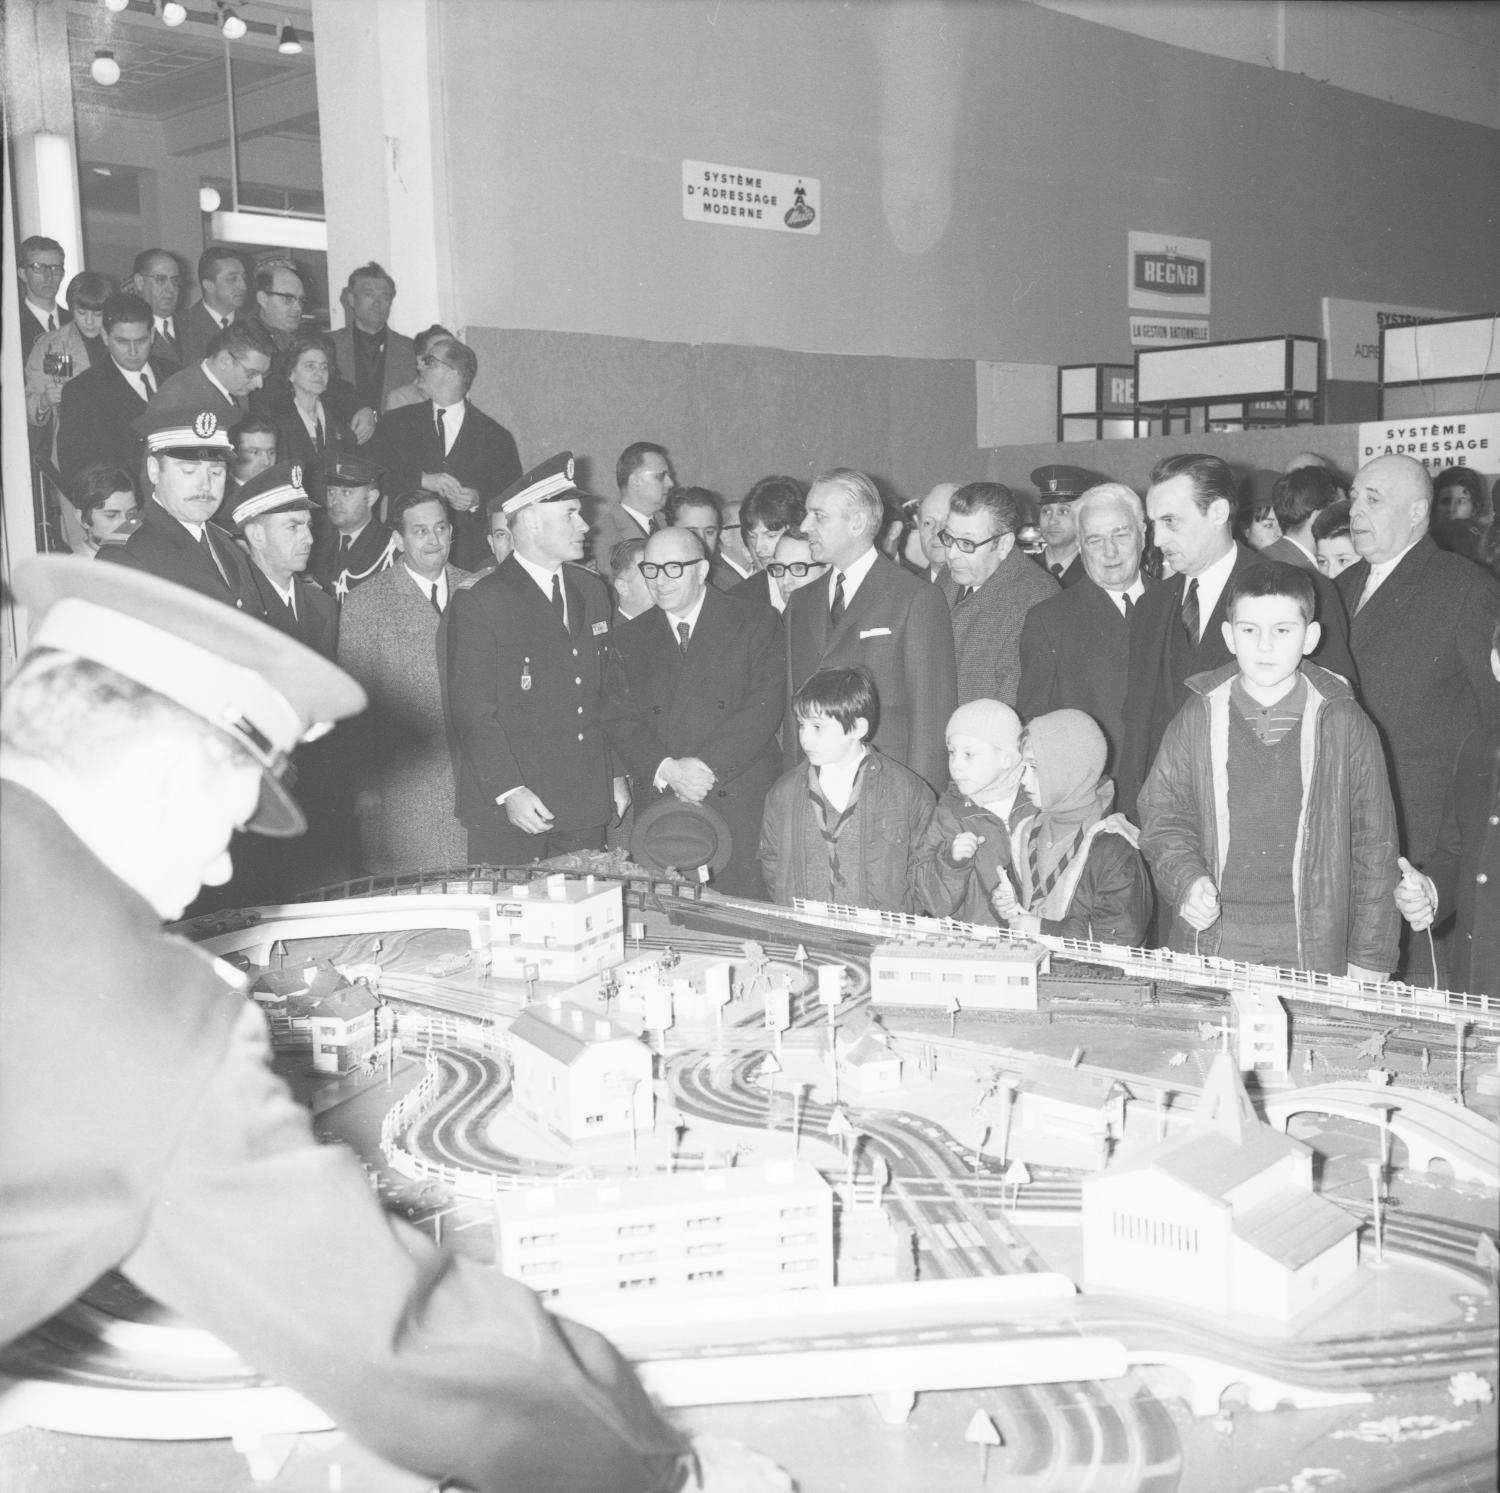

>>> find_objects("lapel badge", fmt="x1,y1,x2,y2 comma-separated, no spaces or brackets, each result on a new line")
521,657,533,691
592,620,608,636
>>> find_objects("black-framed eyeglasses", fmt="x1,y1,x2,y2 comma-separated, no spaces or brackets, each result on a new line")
22,261,65,275
936,528,1006,554
638,559,705,580
266,289,304,305
766,560,828,578
417,354,458,372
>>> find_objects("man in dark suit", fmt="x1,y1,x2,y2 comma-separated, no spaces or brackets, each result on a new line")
1018,482,1152,771
449,454,625,865
938,481,1059,708
1116,452,1356,819
308,450,399,599
590,441,674,573
148,320,275,427
178,247,248,368
1031,463,1094,587
786,468,956,793
57,292,177,483
16,235,69,362
98,406,265,619
330,262,417,433
606,526,785,897
130,248,186,369
367,337,521,573
1336,454,1500,896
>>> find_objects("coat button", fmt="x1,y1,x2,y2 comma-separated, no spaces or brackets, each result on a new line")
575,677,582,685
1490,815,1499,826
577,733,584,741
1478,873,1489,885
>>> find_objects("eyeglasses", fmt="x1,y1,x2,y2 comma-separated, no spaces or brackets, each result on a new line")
638,559,705,580
936,528,1006,554
265,290,305,306
22,261,65,276
417,354,458,372
765,560,828,578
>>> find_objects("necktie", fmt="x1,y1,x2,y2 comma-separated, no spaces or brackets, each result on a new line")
198,528,229,588
830,572,846,628
314,414,325,450
677,620,691,652
430,583,442,615
435,405,447,452
958,585,974,604
47,312,57,332
550,572,566,627
338,533,352,558
1181,578,1200,642
1123,593,1135,621
139,367,155,400
219,315,230,331
1051,563,1065,580
288,585,298,621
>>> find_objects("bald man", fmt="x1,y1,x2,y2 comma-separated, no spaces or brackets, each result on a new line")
905,482,957,580
605,526,785,897
1335,456,1500,947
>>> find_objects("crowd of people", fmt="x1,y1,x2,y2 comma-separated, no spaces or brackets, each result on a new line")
6,230,1499,1492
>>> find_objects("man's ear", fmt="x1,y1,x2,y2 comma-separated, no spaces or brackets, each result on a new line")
995,532,1016,562
1301,620,1322,658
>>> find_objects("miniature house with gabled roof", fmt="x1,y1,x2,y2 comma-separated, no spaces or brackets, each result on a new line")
507,998,653,1143
304,968,379,1074
839,1030,903,1094
489,875,624,982
1081,1051,1359,1323
1010,1062,1129,1170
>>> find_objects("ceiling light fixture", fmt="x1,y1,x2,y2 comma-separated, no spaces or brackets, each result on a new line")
91,49,122,86
219,5,247,41
160,1,187,26
104,0,132,13
276,20,303,54
199,185,222,213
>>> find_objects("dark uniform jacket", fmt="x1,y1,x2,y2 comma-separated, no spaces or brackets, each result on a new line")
1336,535,1500,867
1117,543,1355,820
1425,724,1500,997
248,563,338,659
0,779,689,1491
98,497,266,618
606,586,785,898
309,518,400,599
56,353,177,483
369,399,522,573
785,551,957,794
449,557,618,838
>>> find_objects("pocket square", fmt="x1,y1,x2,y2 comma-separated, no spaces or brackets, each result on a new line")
859,626,892,639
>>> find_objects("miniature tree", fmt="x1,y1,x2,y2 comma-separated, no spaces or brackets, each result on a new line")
1454,1020,1471,1106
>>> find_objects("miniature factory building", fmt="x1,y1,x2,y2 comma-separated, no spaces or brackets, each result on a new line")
1009,1064,1129,1170
868,938,1050,1011
496,1161,833,1305
1081,1053,1359,1323
507,998,653,1143
489,875,624,981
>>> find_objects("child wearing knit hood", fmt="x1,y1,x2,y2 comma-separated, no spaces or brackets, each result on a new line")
995,708,1153,944
911,699,1029,924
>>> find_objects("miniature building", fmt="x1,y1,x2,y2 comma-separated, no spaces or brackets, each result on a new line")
507,998,653,1143
496,1161,833,1304
489,875,624,981
1081,1052,1359,1323
839,1031,903,1094
1229,983,1290,1076
1010,1064,1129,1170
305,972,379,1074
868,938,1050,1011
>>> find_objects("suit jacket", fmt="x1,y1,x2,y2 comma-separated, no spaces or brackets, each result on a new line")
1036,551,1086,588
149,321,184,369
147,362,244,429
97,498,266,618
56,354,179,484
605,587,785,897
941,543,1059,708
331,325,418,417
1117,542,1357,819
449,557,619,836
730,570,779,611
270,393,354,475
178,301,238,369
1261,535,1320,572
1017,577,1154,772
590,500,653,575
368,399,522,573
309,518,400,599
19,302,69,363
338,563,472,874
1336,535,1500,867
248,563,339,659
785,550,957,793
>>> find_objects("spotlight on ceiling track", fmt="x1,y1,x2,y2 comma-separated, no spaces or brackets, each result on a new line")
277,20,303,55
220,5,247,41
91,49,122,86
161,1,188,26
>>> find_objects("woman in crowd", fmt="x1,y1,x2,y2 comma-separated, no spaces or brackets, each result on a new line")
270,333,352,472
66,462,140,558
24,271,115,465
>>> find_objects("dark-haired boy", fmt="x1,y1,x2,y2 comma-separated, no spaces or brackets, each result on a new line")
759,666,934,912
1139,561,1400,977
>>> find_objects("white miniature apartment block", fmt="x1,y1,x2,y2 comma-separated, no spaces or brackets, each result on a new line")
1229,983,1289,1076
508,999,654,1144
497,1162,833,1305
489,875,624,981
1081,1054,1358,1323
869,939,1049,1011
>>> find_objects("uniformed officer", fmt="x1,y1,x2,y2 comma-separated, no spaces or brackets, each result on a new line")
1030,463,1098,588
307,448,399,599
98,405,266,617
448,452,630,864
0,557,785,1492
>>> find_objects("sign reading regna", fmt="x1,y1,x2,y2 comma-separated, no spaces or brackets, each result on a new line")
1128,231,1211,318
682,160,820,236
